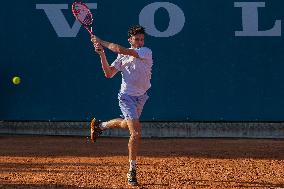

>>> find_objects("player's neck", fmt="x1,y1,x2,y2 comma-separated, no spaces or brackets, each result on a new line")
130,45,142,49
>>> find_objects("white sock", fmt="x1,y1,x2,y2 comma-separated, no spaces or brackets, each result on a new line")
129,160,137,171
99,122,108,130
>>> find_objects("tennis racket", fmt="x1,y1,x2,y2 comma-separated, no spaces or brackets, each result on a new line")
72,2,94,38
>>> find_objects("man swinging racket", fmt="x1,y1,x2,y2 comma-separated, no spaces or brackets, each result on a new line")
90,25,153,186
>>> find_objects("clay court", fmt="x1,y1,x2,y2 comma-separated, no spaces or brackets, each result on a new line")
0,136,283,189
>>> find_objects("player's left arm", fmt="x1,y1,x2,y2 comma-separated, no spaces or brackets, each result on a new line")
91,36,140,58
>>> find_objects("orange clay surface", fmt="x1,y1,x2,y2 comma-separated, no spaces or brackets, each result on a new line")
0,136,284,189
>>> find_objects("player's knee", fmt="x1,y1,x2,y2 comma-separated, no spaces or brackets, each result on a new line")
120,120,128,129
130,131,141,141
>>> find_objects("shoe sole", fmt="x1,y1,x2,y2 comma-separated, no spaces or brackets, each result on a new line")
128,182,138,186
90,118,96,143
127,173,138,186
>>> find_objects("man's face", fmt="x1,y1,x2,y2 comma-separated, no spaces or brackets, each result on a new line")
128,34,144,48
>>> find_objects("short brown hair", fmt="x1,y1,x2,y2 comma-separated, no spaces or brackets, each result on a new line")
128,25,145,38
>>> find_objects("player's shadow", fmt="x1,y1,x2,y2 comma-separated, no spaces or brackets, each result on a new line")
140,183,169,188
0,136,284,160
0,162,126,172
139,138,284,160
0,184,119,189
179,179,284,188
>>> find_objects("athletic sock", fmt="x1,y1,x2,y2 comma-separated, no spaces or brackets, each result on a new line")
99,122,108,130
129,160,137,171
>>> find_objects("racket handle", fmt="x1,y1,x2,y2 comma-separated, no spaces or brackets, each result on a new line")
84,25,94,37
85,26,101,52
92,38,102,52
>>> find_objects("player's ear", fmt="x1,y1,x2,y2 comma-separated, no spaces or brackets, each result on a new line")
128,38,132,45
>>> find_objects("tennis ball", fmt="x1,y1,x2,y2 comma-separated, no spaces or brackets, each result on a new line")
12,76,21,85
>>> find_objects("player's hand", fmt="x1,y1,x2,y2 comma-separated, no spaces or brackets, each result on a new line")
91,35,101,44
94,43,104,55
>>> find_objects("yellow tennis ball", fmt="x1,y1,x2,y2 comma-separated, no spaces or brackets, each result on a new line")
12,76,21,85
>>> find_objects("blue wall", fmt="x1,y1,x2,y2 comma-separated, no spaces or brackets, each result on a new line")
1,0,284,121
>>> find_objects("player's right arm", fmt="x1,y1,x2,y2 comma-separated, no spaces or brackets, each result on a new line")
91,36,140,58
94,43,118,78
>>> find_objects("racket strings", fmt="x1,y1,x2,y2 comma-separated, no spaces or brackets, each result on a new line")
83,14,92,25
72,3,93,26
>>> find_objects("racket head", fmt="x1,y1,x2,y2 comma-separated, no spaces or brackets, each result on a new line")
72,2,93,26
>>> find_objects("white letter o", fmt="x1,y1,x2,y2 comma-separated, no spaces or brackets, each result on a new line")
139,2,185,37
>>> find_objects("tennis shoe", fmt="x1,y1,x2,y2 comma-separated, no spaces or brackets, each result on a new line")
90,117,102,143
127,170,138,186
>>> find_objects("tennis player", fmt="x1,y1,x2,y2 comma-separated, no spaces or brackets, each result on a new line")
90,25,153,186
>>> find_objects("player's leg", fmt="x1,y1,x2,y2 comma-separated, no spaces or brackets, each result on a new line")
90,118,128,142
127,119,141,163
99,118,128,130
127,119,141,186
126,94,149,186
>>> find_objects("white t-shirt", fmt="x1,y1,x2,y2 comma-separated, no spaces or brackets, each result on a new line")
111,47,153,96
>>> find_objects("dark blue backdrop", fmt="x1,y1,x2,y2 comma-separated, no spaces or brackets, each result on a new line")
1,0,284,121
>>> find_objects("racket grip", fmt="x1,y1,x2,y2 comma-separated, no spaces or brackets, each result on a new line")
92,41,102,52
87,28,101,52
